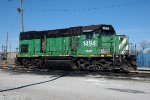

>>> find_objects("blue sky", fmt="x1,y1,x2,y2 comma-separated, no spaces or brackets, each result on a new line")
0,0,150,51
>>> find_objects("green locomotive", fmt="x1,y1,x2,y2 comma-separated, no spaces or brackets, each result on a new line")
15,24,136,71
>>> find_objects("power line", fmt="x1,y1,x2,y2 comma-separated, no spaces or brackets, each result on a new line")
23,0,147,13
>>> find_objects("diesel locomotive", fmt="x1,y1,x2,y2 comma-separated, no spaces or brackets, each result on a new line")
15,24,137,72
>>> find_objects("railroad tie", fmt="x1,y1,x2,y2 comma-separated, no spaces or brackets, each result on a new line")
0,63,8,69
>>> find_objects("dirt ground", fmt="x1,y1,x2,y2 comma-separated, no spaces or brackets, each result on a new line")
0,69,150,100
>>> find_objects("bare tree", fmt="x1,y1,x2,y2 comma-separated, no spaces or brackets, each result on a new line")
137,40,150,54
140,40,150,50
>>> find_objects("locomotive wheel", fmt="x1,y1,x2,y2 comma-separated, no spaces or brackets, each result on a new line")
37,59,42,68
70,62,78,70
30,60,39,68
77,59,90,70
22,59,30,68
83,61,90,70
31,60,35,67
34,59,39,67
37,59,46,68
108,65,113,71
14,58,21,66
91,61,102,71
77,59,85,70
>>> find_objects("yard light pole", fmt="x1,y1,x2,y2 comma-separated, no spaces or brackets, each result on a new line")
17,0,24,32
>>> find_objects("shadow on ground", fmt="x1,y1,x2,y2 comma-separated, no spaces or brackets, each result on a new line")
3,66,150,82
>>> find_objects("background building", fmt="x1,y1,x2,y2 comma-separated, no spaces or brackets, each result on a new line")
137,49,150,68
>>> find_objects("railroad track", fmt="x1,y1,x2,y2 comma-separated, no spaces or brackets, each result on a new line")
1,65,150,78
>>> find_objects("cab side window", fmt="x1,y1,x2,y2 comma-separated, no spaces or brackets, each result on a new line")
21,44,28,53
86,33,93,39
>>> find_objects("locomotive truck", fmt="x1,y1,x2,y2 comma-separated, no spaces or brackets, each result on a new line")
15,24,137,72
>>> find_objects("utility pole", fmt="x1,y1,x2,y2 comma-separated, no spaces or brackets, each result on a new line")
17,0,24,32
10,43,11,58
135,44,137,55
6,32,8,64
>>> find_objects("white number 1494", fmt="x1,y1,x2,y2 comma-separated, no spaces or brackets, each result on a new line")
83,41,96,46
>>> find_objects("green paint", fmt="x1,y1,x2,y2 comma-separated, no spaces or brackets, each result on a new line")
17,33,128,58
